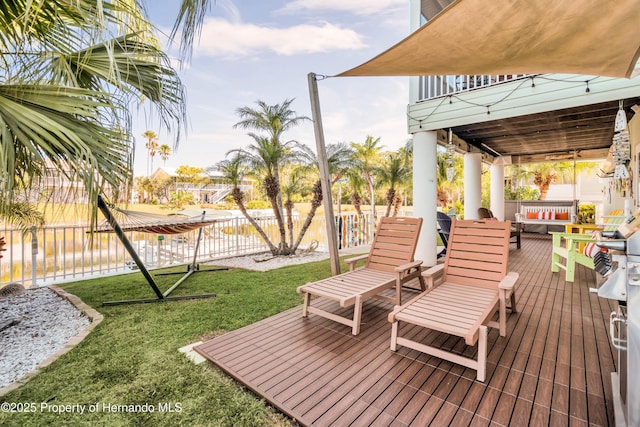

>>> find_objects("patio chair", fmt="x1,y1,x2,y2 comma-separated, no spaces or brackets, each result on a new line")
297,216,426,335
436,211,452,258
478,207,521,249
550,210,625,282
388,219,518,381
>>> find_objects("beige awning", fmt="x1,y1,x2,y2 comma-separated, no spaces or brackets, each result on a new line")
338,0,640,79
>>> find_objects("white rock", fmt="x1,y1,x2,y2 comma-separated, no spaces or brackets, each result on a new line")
0,288,89,388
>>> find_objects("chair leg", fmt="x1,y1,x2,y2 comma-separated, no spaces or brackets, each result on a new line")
517,234,521,249
390,320,399,351
510,291,517,313
477,325,487,382
302,292,310,318
499,291,506,336
352,295,362,335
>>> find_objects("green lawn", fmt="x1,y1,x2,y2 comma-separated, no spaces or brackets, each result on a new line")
0,256,361,426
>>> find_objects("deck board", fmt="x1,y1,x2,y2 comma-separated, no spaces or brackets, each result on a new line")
195,233,618,426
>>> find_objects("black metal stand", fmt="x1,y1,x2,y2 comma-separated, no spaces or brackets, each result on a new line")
97,195,217,306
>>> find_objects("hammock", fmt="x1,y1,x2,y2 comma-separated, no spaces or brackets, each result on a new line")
93,205,230,234
95,196,224,306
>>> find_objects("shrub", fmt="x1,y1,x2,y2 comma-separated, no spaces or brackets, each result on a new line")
578,203,595,224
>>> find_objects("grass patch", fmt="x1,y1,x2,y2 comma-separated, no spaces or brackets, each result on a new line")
0,255,363,426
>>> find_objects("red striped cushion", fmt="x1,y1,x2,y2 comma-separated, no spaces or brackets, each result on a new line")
584,231,606,257
537,211,555,220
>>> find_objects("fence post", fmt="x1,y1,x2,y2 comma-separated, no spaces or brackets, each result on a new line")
31,226,38,287
235,217,240,255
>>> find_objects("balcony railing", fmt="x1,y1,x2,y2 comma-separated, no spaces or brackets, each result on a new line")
0,212,376,287
417,74,530,101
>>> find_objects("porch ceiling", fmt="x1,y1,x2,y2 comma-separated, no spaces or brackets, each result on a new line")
451,98,640,164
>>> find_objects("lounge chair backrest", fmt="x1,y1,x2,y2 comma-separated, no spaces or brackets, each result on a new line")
366,216,423,273
443,219,511,289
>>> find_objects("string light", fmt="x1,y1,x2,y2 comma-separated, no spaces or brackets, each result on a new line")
407,75,600,126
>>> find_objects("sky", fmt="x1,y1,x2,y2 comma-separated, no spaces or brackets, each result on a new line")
132,0,412,177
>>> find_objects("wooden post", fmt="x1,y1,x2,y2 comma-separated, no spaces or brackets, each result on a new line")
308,73,340,276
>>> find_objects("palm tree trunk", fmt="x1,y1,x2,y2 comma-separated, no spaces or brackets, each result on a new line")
385,188,395,217
262,176,290,254
285,200,294,249
292,181,323,252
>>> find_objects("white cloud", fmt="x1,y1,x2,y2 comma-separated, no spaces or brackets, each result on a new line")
277,0,405,16
194,18,365,58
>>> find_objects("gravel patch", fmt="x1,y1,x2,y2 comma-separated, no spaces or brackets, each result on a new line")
0,287,90,388
206,251,330,271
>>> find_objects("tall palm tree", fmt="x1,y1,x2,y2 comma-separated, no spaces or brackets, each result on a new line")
351,136,384,220
232,99,309,255
377,151,411,217
159,144,172,165
142,130,159,176
0,1,186,227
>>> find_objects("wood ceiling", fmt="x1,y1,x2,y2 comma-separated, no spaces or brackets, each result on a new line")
451,98,640,163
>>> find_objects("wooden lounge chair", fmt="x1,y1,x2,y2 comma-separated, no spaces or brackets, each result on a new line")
388,219,518,381
478,207,521,249
297,216,426,335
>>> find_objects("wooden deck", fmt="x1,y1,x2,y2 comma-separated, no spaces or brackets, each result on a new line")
195,233,617,426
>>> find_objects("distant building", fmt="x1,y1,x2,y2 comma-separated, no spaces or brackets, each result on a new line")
147,166,254,204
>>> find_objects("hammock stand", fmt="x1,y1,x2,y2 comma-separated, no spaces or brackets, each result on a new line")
97,195,225,306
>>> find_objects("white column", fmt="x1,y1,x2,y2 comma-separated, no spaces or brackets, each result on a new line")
490,163,505,220
464,152,482,220
413,131,438,267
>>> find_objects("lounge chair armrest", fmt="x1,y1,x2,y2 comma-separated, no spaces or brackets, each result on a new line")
499,272,519,290
394,260,423,273
345,254,368,271
421,263,445,288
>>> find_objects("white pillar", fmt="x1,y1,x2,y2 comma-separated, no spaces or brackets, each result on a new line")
464,152,482,220
490,163,505,220
413,131,438,267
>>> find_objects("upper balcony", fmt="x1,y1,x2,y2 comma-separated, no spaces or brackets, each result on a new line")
417,74,530,102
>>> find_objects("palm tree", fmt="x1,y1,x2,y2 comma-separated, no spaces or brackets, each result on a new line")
216,154,279,253
142,131,159,176
291,143,352,251
351,136,384,220
516,162,573,200
0,1,186,227
377,151,411,217
231,99,310,255
159,144,172,165
346,169,367,216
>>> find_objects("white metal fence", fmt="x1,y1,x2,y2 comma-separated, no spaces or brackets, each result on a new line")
0,212,375,287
